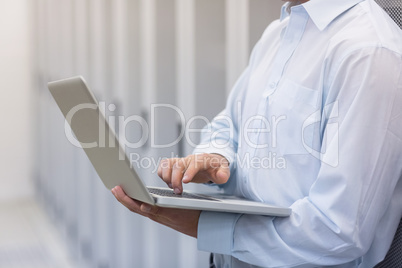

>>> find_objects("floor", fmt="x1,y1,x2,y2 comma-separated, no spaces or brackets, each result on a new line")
0,199,76,268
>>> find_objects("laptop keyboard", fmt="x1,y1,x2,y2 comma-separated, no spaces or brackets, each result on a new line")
147,187,218,201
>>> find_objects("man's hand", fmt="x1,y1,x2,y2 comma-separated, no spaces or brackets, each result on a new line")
111,186,200,238
157,153,230,194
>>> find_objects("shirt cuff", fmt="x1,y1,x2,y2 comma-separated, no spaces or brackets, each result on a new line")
197,211,242,255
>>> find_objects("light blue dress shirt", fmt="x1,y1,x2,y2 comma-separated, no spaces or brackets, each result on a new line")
194,1,402,267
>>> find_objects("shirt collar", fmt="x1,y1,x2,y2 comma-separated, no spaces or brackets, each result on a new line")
280,0,365,31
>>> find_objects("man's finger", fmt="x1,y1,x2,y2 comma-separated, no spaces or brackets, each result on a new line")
161,159,174,186
157,161,163,178
171,159,187,194
112,186,147,216
140,203,161,214
214,166,230,183
182,156,201,183
208,155,230,184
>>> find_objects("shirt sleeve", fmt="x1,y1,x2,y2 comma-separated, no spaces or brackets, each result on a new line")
198,47,402,267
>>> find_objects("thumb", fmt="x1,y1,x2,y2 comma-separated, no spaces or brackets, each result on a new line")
214,165,230,184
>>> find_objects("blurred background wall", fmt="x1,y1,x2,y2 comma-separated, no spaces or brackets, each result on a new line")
0,0,34,201
1,0,283,267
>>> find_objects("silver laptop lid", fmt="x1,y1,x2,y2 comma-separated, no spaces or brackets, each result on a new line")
48,76,155,205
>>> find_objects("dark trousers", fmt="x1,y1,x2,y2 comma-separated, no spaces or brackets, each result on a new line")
210,253,216,268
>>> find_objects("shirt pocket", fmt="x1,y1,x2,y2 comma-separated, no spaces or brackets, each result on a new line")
269,78,320,155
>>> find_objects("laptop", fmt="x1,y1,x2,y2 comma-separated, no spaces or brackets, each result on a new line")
48,76,291,217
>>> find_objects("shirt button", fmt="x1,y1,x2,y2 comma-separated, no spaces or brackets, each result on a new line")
269,82,277,89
